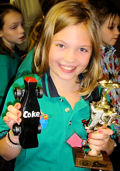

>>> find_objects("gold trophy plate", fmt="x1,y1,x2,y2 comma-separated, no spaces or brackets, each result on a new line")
73,147,113,170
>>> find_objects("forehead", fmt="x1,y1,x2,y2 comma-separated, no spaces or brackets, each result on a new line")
53,23,91,42
105,15,120,26
3,11,22,26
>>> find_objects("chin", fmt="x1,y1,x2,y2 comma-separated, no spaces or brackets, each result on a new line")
59,74,76,81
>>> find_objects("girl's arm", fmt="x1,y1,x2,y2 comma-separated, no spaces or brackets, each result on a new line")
0,132,21,160
0,103,22,160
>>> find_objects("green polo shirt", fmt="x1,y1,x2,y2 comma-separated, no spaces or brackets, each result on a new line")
0,52,20,109
16,48,34,78
0,72,93,171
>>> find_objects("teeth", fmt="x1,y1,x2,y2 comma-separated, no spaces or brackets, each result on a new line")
61,65,74,70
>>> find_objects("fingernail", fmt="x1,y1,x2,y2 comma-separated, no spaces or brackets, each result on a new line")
16,103,20,109
17,112,19,115
88,134,91,138
98,130,103,133
17,118,20,122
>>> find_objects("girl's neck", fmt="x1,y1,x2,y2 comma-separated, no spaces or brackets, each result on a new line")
101,42,107,48
51,74,80,109
2,38,15,52
52,75,78,95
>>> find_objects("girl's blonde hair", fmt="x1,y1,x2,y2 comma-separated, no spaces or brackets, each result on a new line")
34,0,102,96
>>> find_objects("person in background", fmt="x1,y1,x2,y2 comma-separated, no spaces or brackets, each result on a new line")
0,3,25,112
89,0,120,141
10,0,43,52
16,18,43,78
0,3,25,171
89,0,120,170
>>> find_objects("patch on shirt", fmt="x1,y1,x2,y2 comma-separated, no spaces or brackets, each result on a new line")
40,112,49,130
67,133,87,148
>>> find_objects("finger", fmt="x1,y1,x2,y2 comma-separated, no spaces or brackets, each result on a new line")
89,143,102,152
88,135,109,146
98,128,113,135
86,129,94,133
6,111,18,121
3,115,11,122
88,130,110,140
3,115,18,129
7,105,21,117
88,136,108,149
14,103,21,110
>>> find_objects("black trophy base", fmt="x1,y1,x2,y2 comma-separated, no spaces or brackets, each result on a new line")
73,147,113,171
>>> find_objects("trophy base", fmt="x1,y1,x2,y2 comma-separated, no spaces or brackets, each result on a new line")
73,147,113,171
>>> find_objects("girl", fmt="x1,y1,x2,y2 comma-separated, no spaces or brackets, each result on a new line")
15,0,89,79
0,4,25,111
0,1,115,171
89,1,120,170
89,0,120,139
16,19,43,78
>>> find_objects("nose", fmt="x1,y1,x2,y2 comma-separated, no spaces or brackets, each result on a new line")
64,49,75,62
19,25,25,34
115,26,120,35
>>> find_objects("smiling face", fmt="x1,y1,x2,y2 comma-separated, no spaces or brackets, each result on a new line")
0,10,25,50
100,15,120,47
49,23,92,84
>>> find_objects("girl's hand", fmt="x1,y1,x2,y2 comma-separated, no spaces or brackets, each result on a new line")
3,103,22,129
87,125,114,155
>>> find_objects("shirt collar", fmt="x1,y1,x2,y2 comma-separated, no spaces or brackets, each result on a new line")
41,71,93,101
41,71,59,97
100,45,116,54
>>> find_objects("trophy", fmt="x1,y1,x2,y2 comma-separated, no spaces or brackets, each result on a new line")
73,80,120,171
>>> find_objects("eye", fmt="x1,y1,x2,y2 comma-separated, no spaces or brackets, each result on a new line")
21,22,24,27
108,25,114,30
10,25,17,30
56,43,65,49
79,48,88,53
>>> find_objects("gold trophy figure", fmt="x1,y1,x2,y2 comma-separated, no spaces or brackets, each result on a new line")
74,80,120,171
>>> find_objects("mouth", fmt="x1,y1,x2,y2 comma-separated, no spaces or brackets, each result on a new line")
19,36,25,41
113,37,118,40
60,64,76,72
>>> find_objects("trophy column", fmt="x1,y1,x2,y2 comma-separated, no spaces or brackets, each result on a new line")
73,80,120,171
